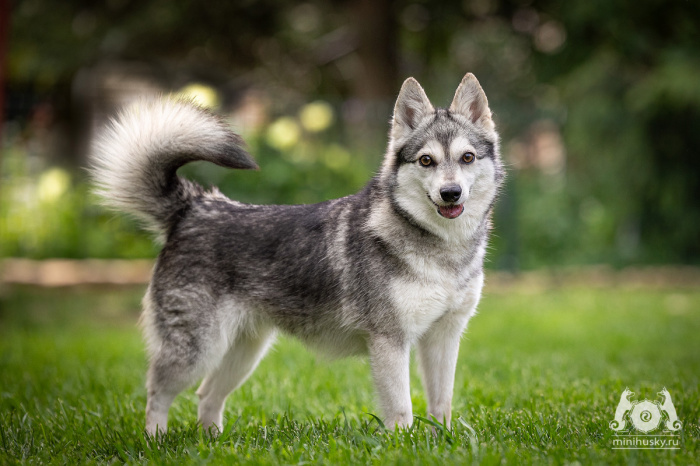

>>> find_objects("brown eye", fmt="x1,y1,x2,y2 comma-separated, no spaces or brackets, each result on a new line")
419,155,433,166
462,152,475,164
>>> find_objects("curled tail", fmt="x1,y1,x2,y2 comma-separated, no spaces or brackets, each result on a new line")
90,98,257,235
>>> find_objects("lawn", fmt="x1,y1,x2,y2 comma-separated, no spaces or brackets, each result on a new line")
0,282,698,464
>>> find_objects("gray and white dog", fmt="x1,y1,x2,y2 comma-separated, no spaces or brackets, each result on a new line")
91,73,504,435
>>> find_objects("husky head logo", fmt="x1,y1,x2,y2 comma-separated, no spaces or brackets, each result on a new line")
382,73,505,239
610,387,682,433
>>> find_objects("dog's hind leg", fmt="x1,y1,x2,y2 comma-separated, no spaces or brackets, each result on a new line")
196,327,276,433
142,289,228,436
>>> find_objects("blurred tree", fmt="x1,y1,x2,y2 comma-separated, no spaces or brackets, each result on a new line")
0,0,9,141
3,0,700,265
526,0,700,264
347,0,398,100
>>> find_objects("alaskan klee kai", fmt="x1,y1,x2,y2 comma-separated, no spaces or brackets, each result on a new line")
91,73,504,435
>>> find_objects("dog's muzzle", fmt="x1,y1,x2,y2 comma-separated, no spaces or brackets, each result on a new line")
436,185,464,219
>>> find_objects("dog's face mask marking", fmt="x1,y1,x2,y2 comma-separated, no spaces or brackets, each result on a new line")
386,74,503,236
410,136,494,220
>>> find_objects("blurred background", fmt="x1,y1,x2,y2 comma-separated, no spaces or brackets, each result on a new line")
1,0,699,273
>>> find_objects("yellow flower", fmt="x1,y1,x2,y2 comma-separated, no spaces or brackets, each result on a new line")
299,101,334,133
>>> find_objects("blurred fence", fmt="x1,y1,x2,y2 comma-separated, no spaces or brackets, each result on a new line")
3,258,699,291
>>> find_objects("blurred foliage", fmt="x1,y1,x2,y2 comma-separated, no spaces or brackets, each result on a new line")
184,136,373,207
2,0,700,267
0,146,157,259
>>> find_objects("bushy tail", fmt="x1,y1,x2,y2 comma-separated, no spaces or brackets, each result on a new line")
90,98,257,235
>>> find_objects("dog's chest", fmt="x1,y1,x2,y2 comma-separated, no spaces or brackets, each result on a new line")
389,254,472,340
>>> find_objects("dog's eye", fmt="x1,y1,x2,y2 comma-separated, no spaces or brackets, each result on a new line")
462,152,476,164
419,155,433,167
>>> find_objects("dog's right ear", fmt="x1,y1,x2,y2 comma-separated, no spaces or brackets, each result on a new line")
391,78,434,142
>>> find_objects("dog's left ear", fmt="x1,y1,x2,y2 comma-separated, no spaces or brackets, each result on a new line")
450,73,494,132
391,77,434,141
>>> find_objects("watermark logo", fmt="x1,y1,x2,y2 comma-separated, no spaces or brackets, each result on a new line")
609,387,682,450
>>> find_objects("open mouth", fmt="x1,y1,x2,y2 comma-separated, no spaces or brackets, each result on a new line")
437,204,464,219
427,194,465,219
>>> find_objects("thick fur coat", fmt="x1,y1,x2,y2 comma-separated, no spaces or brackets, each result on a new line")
91,73,504,435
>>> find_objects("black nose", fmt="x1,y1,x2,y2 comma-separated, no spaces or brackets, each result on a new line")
440,185,462,203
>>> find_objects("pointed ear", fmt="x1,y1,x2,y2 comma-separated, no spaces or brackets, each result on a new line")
391,78,434,140
449,73,494,131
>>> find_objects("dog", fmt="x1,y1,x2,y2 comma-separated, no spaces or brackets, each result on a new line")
90,73,504,435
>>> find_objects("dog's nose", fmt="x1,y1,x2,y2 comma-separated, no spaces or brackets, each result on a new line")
440,185,462,203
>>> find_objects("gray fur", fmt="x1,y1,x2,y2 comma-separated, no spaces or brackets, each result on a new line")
90,73,504,435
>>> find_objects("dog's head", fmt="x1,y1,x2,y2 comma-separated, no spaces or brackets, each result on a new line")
382,73,504,238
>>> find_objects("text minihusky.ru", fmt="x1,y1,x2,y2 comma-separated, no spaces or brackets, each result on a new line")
612,436,680,449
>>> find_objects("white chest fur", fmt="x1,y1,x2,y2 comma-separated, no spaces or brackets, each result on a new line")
389,254,484,342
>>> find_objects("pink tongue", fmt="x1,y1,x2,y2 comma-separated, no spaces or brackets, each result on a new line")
438,205,464,219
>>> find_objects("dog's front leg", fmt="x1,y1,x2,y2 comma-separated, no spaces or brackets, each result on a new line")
368,334,412,429
417,312,470,428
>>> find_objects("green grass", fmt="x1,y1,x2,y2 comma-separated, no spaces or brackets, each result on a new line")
1,284,698,464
